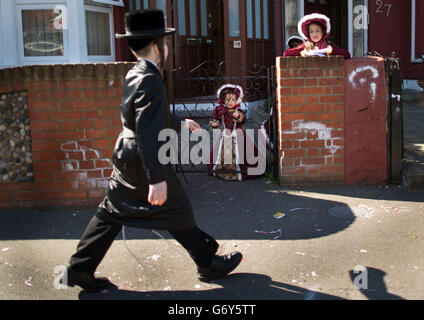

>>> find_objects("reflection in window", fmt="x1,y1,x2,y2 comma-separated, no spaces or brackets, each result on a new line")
86,10,111,56
284,0,300,49
229,0,240,37
21,10,64,57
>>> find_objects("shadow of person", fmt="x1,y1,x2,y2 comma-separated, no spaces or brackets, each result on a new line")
349,267,404,300
79,272,345,300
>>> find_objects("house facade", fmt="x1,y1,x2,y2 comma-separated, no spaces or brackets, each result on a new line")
0,0,423,86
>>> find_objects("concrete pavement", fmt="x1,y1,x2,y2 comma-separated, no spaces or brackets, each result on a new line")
1,174,423,300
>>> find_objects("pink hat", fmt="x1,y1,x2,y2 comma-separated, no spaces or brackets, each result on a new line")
298,13,331,42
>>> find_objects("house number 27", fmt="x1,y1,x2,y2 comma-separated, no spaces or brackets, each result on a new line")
376,0,392,17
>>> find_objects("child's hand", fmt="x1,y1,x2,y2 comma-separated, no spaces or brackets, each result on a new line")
209,120,220,128
304,41,314,51
326,45,333,56
232,111,240,119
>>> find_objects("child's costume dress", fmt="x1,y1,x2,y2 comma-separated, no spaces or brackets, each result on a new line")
207,84,254,181
283,13,351,59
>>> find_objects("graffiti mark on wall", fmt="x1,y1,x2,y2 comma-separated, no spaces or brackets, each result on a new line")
283,120,342,168
348,66,379,102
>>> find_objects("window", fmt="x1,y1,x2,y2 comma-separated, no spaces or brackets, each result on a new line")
200,0,208,37
229,0,240,37
177,0,186,36
283,0,301,49
16,4,68,63
247,0,268,40
247,0,253,38
189,0,197,36
92,0,124,6
85,5,114,60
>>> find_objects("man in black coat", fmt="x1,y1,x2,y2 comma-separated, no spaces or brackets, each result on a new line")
59,10,242,292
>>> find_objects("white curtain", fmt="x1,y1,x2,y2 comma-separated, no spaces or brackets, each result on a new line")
86,10,111,56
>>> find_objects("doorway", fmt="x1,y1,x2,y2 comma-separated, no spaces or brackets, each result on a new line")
303,0,349,51
172,0,225,71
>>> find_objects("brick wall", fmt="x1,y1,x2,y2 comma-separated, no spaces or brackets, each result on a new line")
0,63,134,208
276,56,388,186
276,56,345,185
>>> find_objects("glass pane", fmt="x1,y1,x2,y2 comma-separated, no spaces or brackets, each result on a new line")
200,0,207,36
156,0,166,12
352,0,365,57
284,0,300,49
21,10,64,57
86,11,111,56
255,0,261,39
263,0,268,39
143,0,148,8
246,0,253,38
178,0,186,36
229,0,240,37
129,0,134,11
136,0,141,9
189,0,197,36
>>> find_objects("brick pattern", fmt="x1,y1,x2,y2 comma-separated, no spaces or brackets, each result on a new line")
0,63,134,208
276,56,345,185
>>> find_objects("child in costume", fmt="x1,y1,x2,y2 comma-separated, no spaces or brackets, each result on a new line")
283,13,351,59
207,84,249,181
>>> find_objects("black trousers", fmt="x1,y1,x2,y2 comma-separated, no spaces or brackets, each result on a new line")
69,215,219,275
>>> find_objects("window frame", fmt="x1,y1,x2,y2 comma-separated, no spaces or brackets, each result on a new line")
92,0,124,7
15,3,70,65
83,4,116,62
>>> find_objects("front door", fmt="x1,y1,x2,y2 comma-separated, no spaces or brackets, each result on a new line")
172,0,224,71
304,0,348,51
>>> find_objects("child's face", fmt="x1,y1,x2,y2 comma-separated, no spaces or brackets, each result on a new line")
308,23,324,43
224,93,238,108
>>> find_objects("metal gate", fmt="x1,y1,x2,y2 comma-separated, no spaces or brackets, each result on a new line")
385,56,403,184
169,60,278,180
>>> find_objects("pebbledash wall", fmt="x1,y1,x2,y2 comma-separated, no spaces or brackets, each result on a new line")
276,56,388,186
0,63,134,208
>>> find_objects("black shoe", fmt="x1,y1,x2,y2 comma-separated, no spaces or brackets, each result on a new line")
197,252,243,282
59,267,114,292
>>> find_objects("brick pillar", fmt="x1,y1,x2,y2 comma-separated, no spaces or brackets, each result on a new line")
276,56,345,185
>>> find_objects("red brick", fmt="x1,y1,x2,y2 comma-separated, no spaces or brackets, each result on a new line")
320,95,344,103
319,112,343,121
84,90,98,99
34,182,64,191
95,159,112,168
33,171,55,181
68,151,85,161
61,121,77,131
282,114,306,122
283,166,306,175
80,179,97,189
88,190,107,199
13,191,40,201
284,149,306,157
27,81,57,91
87,170,102,178
57,191,87,200
300,87,325,95
108,98,122,107
95,119,111,129
39,192,59,200
85,150,99,160
0,183,20,192
281,96,305,104
31,131,53,141
33,161,62,172
298,69,325,78
280,79,305,87
301,140,325,148
55,131,84,141
103,168,113,177
0,193,11,202
75,80,92,89
76,100,90,110
60,141,78,151
32,151,54,161
58,80,75,89
56,171,87,181
80,160,95,169
100,109,119,118
28,91,51,100
55,111,84,120
91,99,108,109
59,101,75,110
302,157,325,165
319,78,343,86
52,89,81,100
79,119,96,130
30,100,56,111
32,141,61,152
85,129,104,139
64,181,79,189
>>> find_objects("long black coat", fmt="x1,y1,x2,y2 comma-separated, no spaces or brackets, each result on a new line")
97,59,196,231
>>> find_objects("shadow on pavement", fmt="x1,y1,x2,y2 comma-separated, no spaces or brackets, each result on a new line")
348,267,404,300
0,177,356,241
78,272,345,300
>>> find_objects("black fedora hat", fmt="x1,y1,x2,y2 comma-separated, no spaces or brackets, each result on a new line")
115,9,175,39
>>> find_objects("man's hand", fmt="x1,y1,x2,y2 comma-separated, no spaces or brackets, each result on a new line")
148,181,167,206
184,119,202,133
